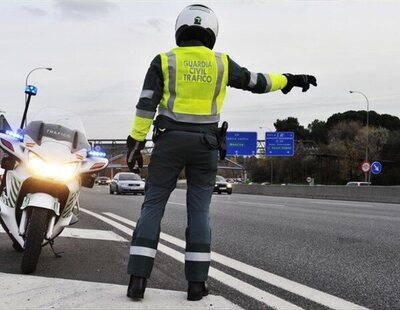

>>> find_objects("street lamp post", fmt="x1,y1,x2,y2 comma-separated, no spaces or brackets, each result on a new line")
25,67,52,90
21,67,52,128
349,90,370,182
259,126,274,184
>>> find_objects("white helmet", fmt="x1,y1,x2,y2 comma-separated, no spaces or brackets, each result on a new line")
175,4,219,49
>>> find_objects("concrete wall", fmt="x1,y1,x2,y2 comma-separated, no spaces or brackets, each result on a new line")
176,183,400,203
232,184,400,203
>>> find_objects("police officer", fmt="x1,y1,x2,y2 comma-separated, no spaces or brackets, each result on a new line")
126,4,317,301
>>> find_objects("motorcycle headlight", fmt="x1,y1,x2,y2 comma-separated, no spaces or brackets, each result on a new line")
28,152,79,182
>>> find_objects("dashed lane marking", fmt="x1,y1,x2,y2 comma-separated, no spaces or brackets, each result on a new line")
102,211,369,310
60,227,128,242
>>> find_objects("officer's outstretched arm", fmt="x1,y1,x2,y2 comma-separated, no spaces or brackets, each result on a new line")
227,56,317,94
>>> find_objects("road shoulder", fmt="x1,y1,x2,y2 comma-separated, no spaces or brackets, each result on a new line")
0,272,241,309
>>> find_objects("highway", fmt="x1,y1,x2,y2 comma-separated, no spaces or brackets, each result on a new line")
1,186,399,309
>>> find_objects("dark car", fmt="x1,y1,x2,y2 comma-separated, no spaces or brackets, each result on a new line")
213,175,232,195
109,172,145,195
95,176,111,185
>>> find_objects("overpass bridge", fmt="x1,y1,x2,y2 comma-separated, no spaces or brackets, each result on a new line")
88,139,247,178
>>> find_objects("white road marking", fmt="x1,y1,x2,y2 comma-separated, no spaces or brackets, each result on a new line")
237,201,287,207
103,212,369,310
60,228,127,242
306,200,375,208
0,226,126,242
80,208,302,310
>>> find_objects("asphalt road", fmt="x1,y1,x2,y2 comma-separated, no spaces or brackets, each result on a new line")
1,186,399,309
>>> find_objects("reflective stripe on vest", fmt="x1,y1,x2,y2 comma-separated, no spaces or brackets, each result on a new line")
159,46,228,123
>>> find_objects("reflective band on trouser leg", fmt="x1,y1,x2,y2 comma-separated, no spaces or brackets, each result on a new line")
130,246,157,258
128,238,158,278
185,252,211,261
211,52,224,115
185,244,211,282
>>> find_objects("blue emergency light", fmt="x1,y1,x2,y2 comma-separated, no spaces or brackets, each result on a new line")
88,150,107,158
25,85,38,96
6,130,24,141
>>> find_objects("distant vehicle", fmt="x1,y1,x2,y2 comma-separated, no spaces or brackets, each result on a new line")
95,176,111,185
346,181,371,187
214,175,232,195
110,172,145,195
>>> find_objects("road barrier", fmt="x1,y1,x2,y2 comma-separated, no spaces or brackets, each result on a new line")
176,182,400,203
231,184,400,203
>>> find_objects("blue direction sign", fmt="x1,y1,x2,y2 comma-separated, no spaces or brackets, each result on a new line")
371,161,382,175
226,131,257,156
265,131,294,156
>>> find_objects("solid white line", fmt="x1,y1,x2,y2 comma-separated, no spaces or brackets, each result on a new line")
157,243,302,310
237,201,287,207
60,228,127,242
103,212,369,310
80,208,302,309
80,208,132,235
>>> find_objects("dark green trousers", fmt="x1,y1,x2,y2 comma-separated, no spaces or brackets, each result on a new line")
128,130,218,281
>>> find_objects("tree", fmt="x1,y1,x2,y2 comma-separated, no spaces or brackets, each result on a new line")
274,117,309,140
308,119,328,144
326,121,364,182
326,110,400,131
364,127,389,160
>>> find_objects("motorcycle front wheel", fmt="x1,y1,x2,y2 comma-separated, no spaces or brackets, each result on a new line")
21,208,48,274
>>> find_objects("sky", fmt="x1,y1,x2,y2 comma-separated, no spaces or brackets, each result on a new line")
1,0,399,139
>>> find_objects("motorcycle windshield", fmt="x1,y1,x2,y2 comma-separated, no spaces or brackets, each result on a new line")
24,107,90,153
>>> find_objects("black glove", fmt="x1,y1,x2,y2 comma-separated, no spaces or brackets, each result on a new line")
126,135,146,172
281,74,317,94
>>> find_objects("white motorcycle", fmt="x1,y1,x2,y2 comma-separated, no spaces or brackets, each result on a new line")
0,107,108,274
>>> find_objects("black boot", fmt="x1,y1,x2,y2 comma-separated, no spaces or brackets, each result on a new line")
187,281,209,301
127,276,147,299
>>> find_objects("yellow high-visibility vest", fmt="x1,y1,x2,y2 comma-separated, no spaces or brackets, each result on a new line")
159,46,229,123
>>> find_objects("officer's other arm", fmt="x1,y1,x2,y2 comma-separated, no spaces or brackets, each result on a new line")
127,56,163,171
130,55,163,141
227,57,316,94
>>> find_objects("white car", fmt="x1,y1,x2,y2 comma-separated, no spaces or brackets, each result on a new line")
109,172,145,195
